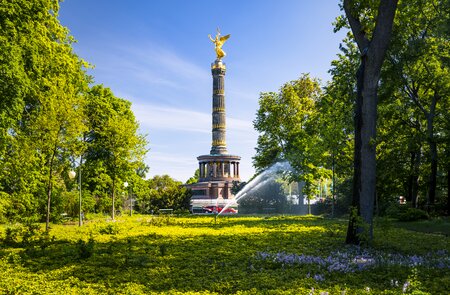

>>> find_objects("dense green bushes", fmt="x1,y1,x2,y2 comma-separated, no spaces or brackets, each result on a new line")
398,208,429,222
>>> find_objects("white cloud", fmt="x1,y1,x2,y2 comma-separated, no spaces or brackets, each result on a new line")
132,103,253,134
115,43,209,85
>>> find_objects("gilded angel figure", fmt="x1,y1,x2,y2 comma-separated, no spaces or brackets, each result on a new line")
208,28,230,60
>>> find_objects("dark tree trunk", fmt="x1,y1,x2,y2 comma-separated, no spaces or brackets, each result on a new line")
411,151,421,208
427,112,437,206
46,163,54,232
447,167,450,215
359,65,379,239
425,92,439,207
112,176,116,221
346,60,364,245
407,150,421,208
407,153,414,203
46,130,61,232
344,0,398,244
408,90,440,209
428,142,437,206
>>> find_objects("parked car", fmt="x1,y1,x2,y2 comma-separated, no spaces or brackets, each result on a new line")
202,206,237,214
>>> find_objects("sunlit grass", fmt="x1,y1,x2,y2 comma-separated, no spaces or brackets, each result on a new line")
0,215,449,294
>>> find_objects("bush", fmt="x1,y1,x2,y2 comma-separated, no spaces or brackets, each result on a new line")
98,223,120,235
0,192,12,223
77,236,95,259
397,208,429,221
3,225,22,245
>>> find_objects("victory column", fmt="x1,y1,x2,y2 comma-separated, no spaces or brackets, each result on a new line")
188,29,241,212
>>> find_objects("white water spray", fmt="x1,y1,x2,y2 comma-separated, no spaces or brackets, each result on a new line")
218,161,292,215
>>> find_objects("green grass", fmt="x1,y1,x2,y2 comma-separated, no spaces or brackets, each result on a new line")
393,218,450,236
0,215,449,294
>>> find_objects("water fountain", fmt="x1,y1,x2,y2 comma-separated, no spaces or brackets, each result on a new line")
218,161,293,216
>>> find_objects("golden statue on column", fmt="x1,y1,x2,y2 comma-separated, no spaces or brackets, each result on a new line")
208,28,230,60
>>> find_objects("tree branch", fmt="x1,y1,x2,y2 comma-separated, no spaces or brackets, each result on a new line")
371,0,399,65
343,0,370,53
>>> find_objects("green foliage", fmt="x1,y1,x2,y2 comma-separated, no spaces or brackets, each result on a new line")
185,169,200,185
83,85,148,219
253,74,337,200
2,222,52,251
77,236,95,259
98,223,120,235
0,2,148,224
135,175,192,213
348,206,371,246
0,192,11,223
398,208,429,222
386,203,430,221
3,225,21,246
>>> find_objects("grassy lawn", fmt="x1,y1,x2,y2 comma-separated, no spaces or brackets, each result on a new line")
393,218,450,236
0,215,449,294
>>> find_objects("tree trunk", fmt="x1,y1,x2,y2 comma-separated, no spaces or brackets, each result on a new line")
331,152,336,218
46,134,60,232
79,155,83,226
427,113,437,206
112,176,116,221
426,92,439,207
359,65,379,239
447,167,450,215
346,60,364,245
344,0,398,245
407,155,413,204
412,149,421,208
428,153,437,206
407,150,421,208
46,167,53,231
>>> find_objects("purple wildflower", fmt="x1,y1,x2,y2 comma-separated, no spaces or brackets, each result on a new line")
402,281,410,293
314,274,325,281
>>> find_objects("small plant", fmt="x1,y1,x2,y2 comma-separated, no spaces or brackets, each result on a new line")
159,244,167,256
98,223,120,235
21,223,41,246
144,216,175,227
3,225,22,245
77,236,95,259
38,231,54,251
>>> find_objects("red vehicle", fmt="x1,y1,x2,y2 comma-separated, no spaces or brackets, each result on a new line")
202,206,237,214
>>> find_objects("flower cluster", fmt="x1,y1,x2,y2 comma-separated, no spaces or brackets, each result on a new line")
256,247,449,274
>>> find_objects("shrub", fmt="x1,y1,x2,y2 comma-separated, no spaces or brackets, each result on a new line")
0,192,12,223
397,208,429,221
385,202,408,218
3,225,22,245
77,236,95,259
21,223,41,246
98,223,120,235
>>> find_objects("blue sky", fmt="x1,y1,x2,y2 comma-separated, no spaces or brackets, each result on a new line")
59,0,346,182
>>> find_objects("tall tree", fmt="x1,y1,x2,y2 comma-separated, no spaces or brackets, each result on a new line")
0,0,90,228
388,0,450,208
320,38,358,216
84,85,147,220
338,0,398,244
253,74,327,192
